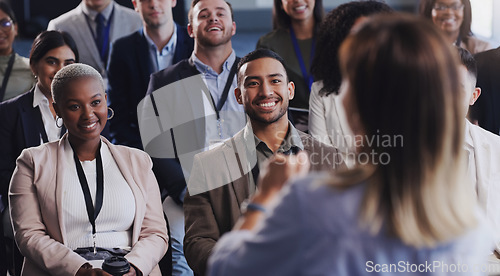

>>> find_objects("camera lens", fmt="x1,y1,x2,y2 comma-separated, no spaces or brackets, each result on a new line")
102,256,131,276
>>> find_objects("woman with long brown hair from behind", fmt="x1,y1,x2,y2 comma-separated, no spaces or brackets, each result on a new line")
208,14,492,275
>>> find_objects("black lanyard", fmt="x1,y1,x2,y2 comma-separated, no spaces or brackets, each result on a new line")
289,27,315,91
208,58,240,120
0,53,16,101
71,142,104,252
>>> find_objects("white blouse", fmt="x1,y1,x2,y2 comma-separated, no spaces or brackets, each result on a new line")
62,138,136,250
308,81,355,167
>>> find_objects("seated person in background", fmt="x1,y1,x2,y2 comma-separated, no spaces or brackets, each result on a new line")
257,0,325,132
9,63,168,276
183,48,343,275
208,14,493,276
419,0,493,54
0,30,78,276
139,1,246,274
309,0,392,168
457,47,500,254
0,1,35,102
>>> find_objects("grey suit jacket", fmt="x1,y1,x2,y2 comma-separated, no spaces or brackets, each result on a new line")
184,123,343,275
47,1,142,78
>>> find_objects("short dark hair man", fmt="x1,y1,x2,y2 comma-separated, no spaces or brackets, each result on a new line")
183,48,343,275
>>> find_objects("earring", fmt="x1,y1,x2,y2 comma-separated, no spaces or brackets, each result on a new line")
107,107,114,120
55,116,63,128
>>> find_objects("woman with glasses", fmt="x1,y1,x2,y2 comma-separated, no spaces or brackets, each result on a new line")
419,0,493,54
0,2,35,102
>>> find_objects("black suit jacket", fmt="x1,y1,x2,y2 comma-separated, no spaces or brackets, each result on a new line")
0,89,50,202
144,58,201,205
470,48,500,135
107,24,194,149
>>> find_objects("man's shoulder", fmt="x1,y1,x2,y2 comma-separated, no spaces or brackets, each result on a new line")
0,90,32,110
196,134,242,163
470,123,500,146
149,59,197,89
475,47,500,65
298,130,335,151
297,130,342,170
112,30,143,51
48,5,81,26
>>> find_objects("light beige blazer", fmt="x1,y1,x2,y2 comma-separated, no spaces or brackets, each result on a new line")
9,135,168,276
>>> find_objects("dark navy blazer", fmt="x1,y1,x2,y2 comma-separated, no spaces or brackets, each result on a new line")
107,24,194,149
0,89,55,201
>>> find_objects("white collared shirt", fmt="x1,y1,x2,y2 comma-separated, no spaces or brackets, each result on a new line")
81,1,114,39
191,51,246,143
33,85,61,143
143,26,177,72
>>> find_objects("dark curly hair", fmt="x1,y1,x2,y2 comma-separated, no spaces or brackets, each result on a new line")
310,0,392,96
419,0,472,44
272,0,324,34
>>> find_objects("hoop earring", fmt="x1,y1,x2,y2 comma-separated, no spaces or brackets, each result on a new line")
55,116,63,128
107,107,114,120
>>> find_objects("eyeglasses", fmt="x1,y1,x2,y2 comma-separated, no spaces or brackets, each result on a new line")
432,3,464,12
0,19,12,30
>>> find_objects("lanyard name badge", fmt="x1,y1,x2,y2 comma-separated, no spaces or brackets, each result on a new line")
71,142,104,255
289,27,315,91
208,58,240,147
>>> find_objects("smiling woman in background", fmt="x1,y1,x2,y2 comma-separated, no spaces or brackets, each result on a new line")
419,0,493,54
257,0,324,132
0,1,35,102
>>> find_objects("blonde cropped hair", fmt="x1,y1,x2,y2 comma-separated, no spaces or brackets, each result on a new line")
336,14,475,247
51,63,104,104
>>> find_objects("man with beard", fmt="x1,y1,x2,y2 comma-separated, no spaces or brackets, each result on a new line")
183,49,343,275
138,0,246,275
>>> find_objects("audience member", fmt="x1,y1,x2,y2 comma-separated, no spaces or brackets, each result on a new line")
9,63,168,276
309,0,392,168
0,1,35,102
47,0,142,82
457,47,500,253
184,48,343,276
469,48,500,135
419,0,493,54
208,14,493,275
138,0,246,274
256,0,324,132
107,0,193,149
0,30,78,276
